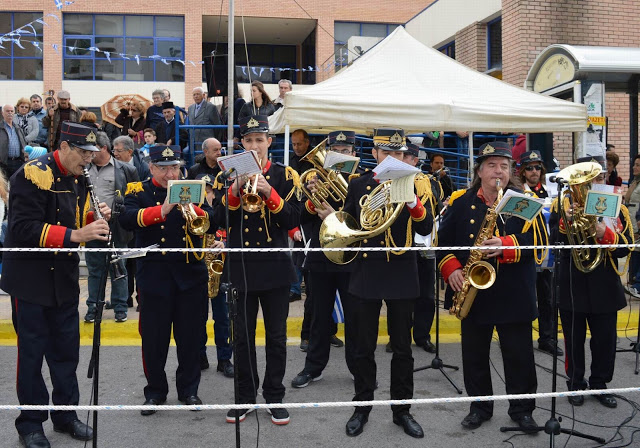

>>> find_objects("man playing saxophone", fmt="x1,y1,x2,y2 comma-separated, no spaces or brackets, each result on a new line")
437,141,545,434
342,128,432,439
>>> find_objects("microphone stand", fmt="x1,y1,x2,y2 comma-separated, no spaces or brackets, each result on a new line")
500,179,604,445
413,258,462,394
221,175,241,448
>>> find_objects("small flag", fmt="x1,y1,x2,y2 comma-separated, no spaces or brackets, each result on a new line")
332,291,344,324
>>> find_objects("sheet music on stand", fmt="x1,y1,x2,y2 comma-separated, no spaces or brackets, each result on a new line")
218,150,262,179
323,151,360,174
113,244,160,260
373,156,421,204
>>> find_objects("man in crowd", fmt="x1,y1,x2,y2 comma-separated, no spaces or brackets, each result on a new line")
120,144,212,415
29,94,49,148
154,102,187,149
113,135,150,182
289,129,313,174
0,104,27,179
42,90,81,150
188,137,222,180
84,131,139,324
145,89,166,130
188,87,222,144
518,150,562,356
2,121,110,448
437,141,542,433
430,154,453,199
273,79,292,110
344,128,432,439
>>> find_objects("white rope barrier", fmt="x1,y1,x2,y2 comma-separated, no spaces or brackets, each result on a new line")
0,244,638,253
3,387,639,412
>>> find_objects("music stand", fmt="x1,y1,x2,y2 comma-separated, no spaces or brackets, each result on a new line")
413,259,462,394
500,179,604,444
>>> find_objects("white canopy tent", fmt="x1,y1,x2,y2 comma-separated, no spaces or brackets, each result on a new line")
269,27,587,135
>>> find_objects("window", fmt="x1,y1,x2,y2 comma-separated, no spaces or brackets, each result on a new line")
334,22,398,71
0,12,44,80
438,41,455,59
487,17,502,70
63,14,185,81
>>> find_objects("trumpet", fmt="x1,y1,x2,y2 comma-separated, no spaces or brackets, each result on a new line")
242,160,263,213
179,202,210,235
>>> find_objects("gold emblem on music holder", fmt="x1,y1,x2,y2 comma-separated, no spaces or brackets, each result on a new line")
247,117,259,128
595,196,608,214
336,132,347,142
482,144,496,155
389,131,403,144
86,131,97,144
162,147,175,157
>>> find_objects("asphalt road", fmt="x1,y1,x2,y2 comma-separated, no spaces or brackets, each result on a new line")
0,339,639,448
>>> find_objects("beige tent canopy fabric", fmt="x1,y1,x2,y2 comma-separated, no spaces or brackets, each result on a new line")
269,27,587,135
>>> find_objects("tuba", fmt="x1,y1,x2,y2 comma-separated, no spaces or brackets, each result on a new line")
179,202,210,235
204,234,225,297
299,139,350,208
449,179,502,320
319,180,404,264
557,161,603,273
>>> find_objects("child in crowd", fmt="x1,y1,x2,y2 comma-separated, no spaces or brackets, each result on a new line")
140,128,156,157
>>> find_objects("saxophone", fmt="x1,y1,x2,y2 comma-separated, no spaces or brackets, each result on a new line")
204,234,225,298
449,179,503,320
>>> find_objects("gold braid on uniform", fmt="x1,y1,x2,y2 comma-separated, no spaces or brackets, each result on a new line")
531,213,549,265
284,166,302,201
416,173,438,246
125,181,144,195
185,233,206,263
608,204,632,276
448,189,467,207
385,219,413,261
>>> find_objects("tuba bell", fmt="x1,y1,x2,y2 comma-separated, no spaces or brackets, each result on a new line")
557,161,603,273
319,180,404,264
299,139,350,208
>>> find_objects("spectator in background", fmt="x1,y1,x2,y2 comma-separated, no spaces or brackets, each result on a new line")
80,111,99,129
221,85,246,145
163,89,171,101
605,151,622,187
188,87,222,144
140,128,156,157
30,94,48,148
273,79,292,111
455,131,469,151
624,154,640,298
422,131,443,149
430,154,453,199
0,104,27,179
112,135,150,182
289,129,313,174
154,102,187,149
42,90,81,150
512,134,527,164
44,95,56,110
145,89,166,130
116,101,146,146
188,138,222,179
238,81,275,119
14,98,39,146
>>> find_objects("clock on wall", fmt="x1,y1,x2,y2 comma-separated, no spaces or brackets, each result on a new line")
533,53,576,93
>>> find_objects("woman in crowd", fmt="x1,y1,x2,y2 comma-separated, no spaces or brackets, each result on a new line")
116,102,147,146
238,81,275,119
624,154,640,297
605,152,622,187
14,98,39,146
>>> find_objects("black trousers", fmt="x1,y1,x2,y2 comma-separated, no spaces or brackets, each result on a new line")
139,281,208,401
304,271,357,377
559,310,617,390
300,271,336,340
461,319,537,419
235,286,289,404
536,270,554,344
13,298,80,435
413,257,435,344
353,298,414,416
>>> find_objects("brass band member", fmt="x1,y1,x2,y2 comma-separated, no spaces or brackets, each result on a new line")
119,145,213,414
343,128,432,439
553,156,632,408
437,142,544,433
213,115,300,425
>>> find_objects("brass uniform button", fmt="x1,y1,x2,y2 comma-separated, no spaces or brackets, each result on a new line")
56,178,61,182
50,267,54,270
256,242,260,246
470,219,475,224
471,205,476,210
245,241,250,247
380,241,385,246
245,228,249,233
366,186,371,191
161,238,165,242
363,239,368,244
182,237,186,241
244,215,249,220
362,253,368,258
258,227,263,232
74,179,78,184
160,225,165,230
156,202,161,205
266,175,270,180
469,234,474,239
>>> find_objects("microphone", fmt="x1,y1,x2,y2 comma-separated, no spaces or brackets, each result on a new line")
549,176,567,185
218,167,236,182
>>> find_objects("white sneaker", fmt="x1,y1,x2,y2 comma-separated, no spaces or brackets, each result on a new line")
625,285,640,299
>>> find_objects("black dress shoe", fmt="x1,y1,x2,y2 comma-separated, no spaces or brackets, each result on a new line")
417,339,436,353
512,414,539,434
140,398,166,416
19,431,50,448
217,360,235,378
461,411,490,429
568,394,584,406
594,393,617,408
538,340,564,357
393,413,424,438
289,292,301,302
179,395,203,410
53,418,93,441
346,411,368,437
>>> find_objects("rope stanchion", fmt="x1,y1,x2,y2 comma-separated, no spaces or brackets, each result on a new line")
4,387,640,412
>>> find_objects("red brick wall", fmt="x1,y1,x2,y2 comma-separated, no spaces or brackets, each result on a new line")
455,22,487,72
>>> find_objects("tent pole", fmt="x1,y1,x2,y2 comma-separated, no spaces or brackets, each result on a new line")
284,124,290,165
467,131,474,186
227,0,235,155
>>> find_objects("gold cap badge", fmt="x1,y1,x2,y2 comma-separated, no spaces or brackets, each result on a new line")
530,152,538,159
202,175,211,183
482,144,495,155
247,117,259,128
389,131,403,144
162,147,175,157
86,131,97,144
336,132,347,142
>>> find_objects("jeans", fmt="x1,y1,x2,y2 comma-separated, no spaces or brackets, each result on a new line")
85,240,128,313
290,266,303,295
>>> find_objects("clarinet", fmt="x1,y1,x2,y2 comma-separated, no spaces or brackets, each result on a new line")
83,167,126,280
